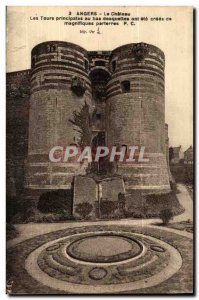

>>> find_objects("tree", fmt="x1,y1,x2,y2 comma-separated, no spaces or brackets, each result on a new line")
118,192,126,211
159,209,173,225
37,190,72,214
75,202,93,219
69,102,92,148
100,200,117,217
169,147,174,162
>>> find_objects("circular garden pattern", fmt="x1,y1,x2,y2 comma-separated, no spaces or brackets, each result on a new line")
67,234,143,263
7,225,193,294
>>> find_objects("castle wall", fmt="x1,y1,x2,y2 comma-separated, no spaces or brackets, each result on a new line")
7,41,171,205
6,70,31,198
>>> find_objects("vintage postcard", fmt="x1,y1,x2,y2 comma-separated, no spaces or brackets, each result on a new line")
6,6,193,295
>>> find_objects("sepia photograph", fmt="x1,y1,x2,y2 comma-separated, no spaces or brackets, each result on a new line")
6,6,193,295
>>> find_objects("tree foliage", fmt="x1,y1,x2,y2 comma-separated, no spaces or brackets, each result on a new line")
100,200,117,216
169,147,174,162
75,202,93,219
37,190,72,214
69,102,92,148
159,208,173,225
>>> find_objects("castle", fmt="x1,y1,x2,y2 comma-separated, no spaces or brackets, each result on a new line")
7,41,171,219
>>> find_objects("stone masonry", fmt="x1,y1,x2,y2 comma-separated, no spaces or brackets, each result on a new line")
6,41,171,219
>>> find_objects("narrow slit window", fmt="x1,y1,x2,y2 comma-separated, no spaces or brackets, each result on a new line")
84,60,89,71
112,60,116,72
121,80,130,93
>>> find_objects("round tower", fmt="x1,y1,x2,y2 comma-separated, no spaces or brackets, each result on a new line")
25,41,92,198
106,42,170,193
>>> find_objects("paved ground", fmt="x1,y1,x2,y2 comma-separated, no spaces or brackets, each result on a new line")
175,184,193,222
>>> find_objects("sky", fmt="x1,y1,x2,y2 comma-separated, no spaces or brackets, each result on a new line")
6,6,193,151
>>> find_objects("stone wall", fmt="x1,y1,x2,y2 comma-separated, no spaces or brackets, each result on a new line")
6,70,30,198
73,176,97,219
106,43,170,194
117,154,170,193
106,43,165,153
100,177,125,218
100,177,125,202
6,41,171,212
73,176,125,219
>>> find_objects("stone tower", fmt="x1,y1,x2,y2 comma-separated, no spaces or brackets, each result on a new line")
20,40,171,204
106,43,170,194
25,41,92,200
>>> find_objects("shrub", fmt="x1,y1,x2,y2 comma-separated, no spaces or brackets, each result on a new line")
100,200,117,217
59,209,73,220
37,190,72,215
9,198,36,223
39,214,63,223
75,202,93,219
6,197,17,223
118,192,125,210
169,180,177,192
6,223,18,240
184,165,193,184
159,209,173,225
179,158,185,164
